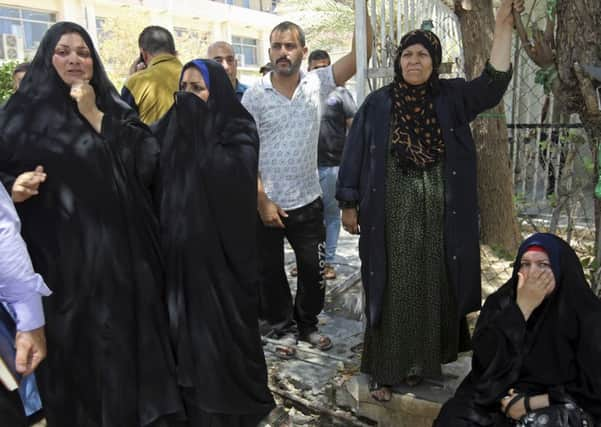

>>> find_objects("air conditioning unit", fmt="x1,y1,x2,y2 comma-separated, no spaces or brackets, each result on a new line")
235,53,245,67
0,34,24,61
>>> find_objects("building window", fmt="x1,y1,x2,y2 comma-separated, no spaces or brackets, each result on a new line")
231,36,257,67
0,6,55,58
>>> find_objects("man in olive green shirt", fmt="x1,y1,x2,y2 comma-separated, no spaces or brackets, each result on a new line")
121,26,182,124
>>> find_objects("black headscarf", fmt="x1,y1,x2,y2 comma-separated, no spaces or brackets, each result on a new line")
469,233,601,418
390,29,444,170
152,59,274,422
0,22,183,426
10,21,132,119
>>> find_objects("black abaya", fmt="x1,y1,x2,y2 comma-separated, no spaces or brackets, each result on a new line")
151,59,275,426
0,22,183,427
435,233,601,426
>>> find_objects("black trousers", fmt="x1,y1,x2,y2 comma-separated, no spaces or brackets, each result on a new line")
257,198,326,337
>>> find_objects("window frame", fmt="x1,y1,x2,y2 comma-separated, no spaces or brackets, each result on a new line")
0,5,56,54
231,35,258,67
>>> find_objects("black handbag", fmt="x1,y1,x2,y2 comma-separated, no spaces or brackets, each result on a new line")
517,402,595,427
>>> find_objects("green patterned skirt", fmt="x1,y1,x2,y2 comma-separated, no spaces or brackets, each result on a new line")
361,160,470,384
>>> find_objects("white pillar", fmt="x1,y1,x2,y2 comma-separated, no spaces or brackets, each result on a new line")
83,2,98,48
60,0,85,24
355,0,368,104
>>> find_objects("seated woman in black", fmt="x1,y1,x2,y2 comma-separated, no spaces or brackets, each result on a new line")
435,233,601,426
152,59,275,427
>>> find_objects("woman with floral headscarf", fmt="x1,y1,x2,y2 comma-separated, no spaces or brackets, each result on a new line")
336,0,524,400
435,233,601,426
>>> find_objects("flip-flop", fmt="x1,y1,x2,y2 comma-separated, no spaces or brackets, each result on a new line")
274,334,297,359
299,331,333,351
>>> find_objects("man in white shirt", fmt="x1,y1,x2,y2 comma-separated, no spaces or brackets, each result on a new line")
242,16,371,358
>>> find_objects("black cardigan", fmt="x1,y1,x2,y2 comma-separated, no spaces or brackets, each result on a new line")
336,67,512,327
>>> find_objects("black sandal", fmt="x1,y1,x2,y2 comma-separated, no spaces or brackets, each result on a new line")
274,334,297,360
299,331,333,351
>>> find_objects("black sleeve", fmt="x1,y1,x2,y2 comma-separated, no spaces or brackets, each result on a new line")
569,305,601,418
100,114,159,190
336,97,370,204
0,136,16,193
470,290,527,405
459,61,513,123
120,86,139,116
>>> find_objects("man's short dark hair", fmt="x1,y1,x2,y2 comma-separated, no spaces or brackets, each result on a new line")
259,62,273,74
13,62,29,75
138,26,176,55
269,21,306,47
308,50,330,64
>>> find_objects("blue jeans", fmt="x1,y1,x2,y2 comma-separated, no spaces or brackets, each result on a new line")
319,166,341,264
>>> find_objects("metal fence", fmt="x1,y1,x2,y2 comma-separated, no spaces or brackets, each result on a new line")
354,0,597,294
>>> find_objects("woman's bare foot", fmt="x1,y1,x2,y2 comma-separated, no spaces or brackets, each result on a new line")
370,385,392,402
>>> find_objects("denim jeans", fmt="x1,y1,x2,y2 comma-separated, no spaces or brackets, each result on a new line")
319,166,341,264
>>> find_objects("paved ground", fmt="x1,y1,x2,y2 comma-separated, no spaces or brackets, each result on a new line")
261,230,474,426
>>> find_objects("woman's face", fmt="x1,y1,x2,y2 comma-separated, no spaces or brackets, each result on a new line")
180,67,209,102
52,32,94,86
399,43,433,86
519,250,556,295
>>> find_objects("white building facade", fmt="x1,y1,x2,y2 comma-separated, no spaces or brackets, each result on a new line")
0,0,281,85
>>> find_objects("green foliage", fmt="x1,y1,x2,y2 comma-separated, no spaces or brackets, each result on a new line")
580,254,597,284
490,244,515,261
546,0,557,19
278,0,355,54
583,155,594,174
534,66,558,95
513,191,527,209
0,61,18,104
96,14,150,89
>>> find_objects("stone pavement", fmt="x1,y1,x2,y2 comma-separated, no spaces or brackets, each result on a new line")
261,230,473,426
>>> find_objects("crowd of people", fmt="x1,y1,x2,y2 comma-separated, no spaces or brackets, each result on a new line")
0,0,599,426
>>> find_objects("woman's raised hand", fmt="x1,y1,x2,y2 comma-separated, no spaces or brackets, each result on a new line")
12,165,46,203
496,0,525,29
516,268,555,320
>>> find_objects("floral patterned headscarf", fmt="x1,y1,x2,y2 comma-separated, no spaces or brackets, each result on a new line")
390,30,444,170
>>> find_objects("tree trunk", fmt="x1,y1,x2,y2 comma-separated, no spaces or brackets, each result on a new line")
555,0,601,295
455,0,521,254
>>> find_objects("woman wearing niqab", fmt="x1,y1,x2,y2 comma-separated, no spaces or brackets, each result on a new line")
0,22,184,426
435,233,601,426
152,59,275,426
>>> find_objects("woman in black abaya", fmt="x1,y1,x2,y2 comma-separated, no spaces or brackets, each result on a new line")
152,59,275,426
435,233,601,426
0,22,183,426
